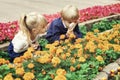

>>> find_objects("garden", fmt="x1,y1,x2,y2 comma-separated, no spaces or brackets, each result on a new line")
0,3,120,80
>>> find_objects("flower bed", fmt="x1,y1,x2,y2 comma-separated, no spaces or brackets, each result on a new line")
0,23,120,80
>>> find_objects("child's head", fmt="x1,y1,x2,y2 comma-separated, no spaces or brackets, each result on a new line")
19,12,48,42
60,5,79,28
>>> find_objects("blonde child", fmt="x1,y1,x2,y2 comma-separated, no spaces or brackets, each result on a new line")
8,12,48,62
46,5,82,43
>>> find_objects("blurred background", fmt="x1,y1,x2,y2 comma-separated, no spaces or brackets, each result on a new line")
0,0,119,22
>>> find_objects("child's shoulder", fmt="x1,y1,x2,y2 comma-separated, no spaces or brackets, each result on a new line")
51,17,62,25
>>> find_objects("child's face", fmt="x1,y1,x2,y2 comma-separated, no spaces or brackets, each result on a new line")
32,25,47,37
63,19,78,28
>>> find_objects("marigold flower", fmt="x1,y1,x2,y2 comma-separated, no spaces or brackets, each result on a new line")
4,73,14,80
27,47,35,52
50,74,55,79
56,68,66,76
69,33,76,39
56,48,63,56
27,63,34,69
70,66,75,72
66,52,71,57
54,75,66,80
78,57,86,62
60,34,66,40
75,38,82,43
96,55,104,61
13,57,23,63
42,69,46,75
8,63,15,68
94,29,99,33
52,57,61,67
16,67,25,76
53,40,59,46
23,72,35,80
61,54,66,60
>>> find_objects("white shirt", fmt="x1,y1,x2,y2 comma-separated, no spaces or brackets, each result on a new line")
12,31,29,53
12,31,46,53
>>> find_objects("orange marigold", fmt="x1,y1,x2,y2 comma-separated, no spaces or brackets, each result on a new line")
16,67,25,76
27,63,34,69
78,57,86,62
96,55,104,61
60,34,66,40
56,68,66,76
70,66,76,72
23,72,35,80
54,75,66,80
4,73,14,80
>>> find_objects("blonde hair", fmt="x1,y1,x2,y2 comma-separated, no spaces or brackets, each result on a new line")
19,12,48,44
60,5,79,21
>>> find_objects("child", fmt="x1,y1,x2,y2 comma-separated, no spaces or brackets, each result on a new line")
8,12,48,62
46,5,82,43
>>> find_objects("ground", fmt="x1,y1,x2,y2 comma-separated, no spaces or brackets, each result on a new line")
0,0,119,22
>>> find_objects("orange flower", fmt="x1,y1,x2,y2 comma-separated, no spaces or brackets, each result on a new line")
16,67,25,76
13,57,23,63
42,69,46,75
8,63,15,68
56,48,63,56
65,39,70,43
94,29,99,33
78,57,86,62
27,47,35,53
70,66,75,72
75,38,82,43
66,52,71,57
71,57,76,64
61,54,66,60
27,63,34,69
23,72,35,80
56,68,66,76
52,57,61,67
96,55,104,61
54,75,66,80
53,41,59,46
60,34,66,40
4,73,14,80
77,64,81,69
50,74,55,79
69,33,76,39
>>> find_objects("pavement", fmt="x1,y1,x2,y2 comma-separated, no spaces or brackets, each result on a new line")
0,0,120,22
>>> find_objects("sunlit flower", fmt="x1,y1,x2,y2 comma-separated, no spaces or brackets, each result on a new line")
70,66,76,72
54,75,66,80
56,68,66,76
4,73,14,80
23,72,35,80
78,57,86,62
27,63,34,69
96,55,104,61
60,34,66,40
16,67,25,76
52,57,61,67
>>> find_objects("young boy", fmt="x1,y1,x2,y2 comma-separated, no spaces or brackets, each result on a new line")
46,5,82,43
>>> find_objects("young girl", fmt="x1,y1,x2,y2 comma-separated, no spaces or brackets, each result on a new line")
8,12,48,62
46,5,82,43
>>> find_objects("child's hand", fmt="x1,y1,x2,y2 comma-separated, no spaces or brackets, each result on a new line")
31,42,40,50
66,30,74,37
68,23,76,31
